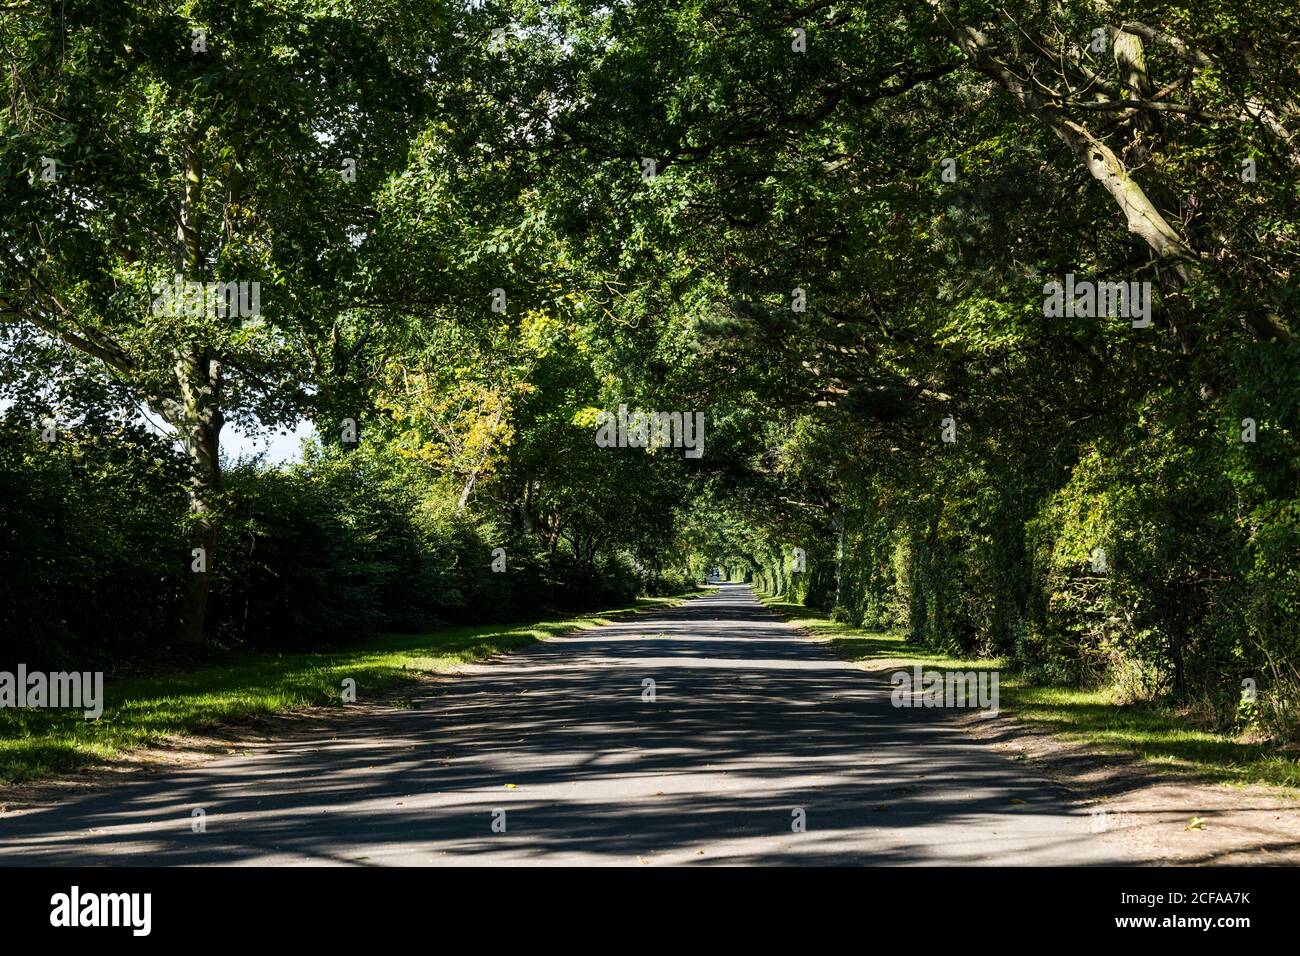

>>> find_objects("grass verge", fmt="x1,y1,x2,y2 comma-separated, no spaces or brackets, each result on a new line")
1,595,687,785
758,592,1300,791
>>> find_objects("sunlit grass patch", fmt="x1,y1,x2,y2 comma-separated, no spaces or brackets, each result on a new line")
759,592,1300,791
0,596,682,785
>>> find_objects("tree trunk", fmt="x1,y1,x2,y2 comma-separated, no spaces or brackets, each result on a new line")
947,19,1291,346
834,505,846,608
174,346,223,648
173,130,222,648
454,404,504,515
948,23,1194,277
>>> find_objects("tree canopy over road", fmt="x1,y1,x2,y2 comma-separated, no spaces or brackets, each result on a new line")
3,0,1298,746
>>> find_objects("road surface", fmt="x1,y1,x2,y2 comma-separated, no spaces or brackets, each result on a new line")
0,585,1131,865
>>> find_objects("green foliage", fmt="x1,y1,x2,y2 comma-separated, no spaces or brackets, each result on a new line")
0,414,187,669
3,1,1299,756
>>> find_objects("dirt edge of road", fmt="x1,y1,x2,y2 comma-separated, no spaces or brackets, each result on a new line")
768,601,1300,866
949,707,1300,865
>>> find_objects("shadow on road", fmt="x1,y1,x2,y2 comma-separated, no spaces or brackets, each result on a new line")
0,586,1136,866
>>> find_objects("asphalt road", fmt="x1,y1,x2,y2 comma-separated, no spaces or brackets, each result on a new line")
0,584,1132,865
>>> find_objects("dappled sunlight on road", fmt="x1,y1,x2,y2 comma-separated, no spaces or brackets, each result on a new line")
0,585,1136,866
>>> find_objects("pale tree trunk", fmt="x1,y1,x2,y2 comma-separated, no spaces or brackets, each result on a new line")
518,479,536,534
454,404,505,515
947,24,1194,276
945,18,1291,347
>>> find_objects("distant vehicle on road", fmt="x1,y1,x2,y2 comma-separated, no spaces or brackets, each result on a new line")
706,568,722,583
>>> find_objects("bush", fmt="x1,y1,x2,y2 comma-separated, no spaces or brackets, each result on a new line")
0,416,187,670
0,421,666,674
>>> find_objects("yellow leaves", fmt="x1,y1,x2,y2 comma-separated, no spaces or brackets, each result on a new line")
520,310,563,355
1185,816,1207,831
398,440,449,468
377,358,526,492
572,406,604,429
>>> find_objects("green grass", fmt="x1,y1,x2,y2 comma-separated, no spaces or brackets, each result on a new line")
0,596,685,785
759,593,1300,791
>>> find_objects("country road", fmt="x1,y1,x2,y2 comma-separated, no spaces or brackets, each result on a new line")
0,585,1133,865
